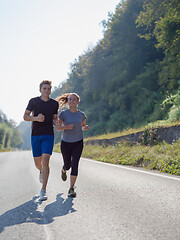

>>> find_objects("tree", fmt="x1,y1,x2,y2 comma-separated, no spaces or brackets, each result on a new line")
11,128,23,149
51,0,179,137
136,0,180,90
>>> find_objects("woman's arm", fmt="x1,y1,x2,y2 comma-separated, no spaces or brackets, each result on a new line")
53,114,58,125
82,119,90,131
56,118,74,131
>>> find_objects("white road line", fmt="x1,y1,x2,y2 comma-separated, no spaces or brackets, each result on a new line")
36,200,53,240
34,173,53,240
83,158,180,182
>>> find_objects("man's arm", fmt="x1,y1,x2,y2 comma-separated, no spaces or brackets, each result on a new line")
23,109,45,122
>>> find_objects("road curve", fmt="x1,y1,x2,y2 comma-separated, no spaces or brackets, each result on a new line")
0,151,179,240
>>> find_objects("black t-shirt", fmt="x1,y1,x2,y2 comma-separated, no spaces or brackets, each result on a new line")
26,97,59,136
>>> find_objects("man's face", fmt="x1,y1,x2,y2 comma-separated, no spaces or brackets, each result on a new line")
40,84,51,97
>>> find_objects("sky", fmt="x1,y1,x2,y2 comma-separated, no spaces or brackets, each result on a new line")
0,0,120,125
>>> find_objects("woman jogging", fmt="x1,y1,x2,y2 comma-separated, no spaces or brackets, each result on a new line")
23,80,58,201
56,93,89,197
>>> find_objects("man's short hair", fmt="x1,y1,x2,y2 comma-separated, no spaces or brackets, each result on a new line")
39,80,52,91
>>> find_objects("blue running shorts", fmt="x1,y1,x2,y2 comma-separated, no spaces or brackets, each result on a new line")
31,135,54,157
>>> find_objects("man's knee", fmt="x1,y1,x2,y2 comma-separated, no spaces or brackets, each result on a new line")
36,163,41,169
42,154,50,167
34,157,42,169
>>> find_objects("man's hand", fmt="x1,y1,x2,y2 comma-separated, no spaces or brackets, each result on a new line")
36,114,45,122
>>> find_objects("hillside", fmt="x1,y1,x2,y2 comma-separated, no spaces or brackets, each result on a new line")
85,123,180,146
0,110,22,151
15,0,180,151
51,0,180,139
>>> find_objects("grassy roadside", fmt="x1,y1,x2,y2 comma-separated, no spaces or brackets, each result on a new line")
82,140,180,175
53,120,180,176
84,120,180,141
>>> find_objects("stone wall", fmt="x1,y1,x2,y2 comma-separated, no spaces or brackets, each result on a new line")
85,125,180,146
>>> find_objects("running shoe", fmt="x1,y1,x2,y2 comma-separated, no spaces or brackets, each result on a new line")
39,172,42,183
68,188,76,198
40,189,47,201
61,169,67,181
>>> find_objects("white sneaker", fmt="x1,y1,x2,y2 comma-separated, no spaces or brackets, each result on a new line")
40,189,47,201
39,172,42,183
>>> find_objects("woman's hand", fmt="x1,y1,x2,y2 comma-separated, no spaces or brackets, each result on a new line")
65,124,74,130
56,118,74,131
82,125,90,131
55,118,63,131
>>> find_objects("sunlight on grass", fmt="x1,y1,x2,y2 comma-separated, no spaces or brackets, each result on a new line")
82,140,180,175
84,120,180,141
53,121,180,175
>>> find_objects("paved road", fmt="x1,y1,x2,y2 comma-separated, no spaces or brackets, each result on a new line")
0,151,180,240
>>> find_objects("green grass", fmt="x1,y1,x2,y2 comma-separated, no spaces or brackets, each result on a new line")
53,142,61,153
53,120,180,176
82,140,180,175
85,120,180,141
85,127,144,140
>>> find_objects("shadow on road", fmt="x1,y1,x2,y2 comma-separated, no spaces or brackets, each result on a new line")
43,193,76,224
0,193,76,233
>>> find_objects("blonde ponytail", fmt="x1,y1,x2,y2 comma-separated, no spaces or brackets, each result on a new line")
56,93,70,107
56,93,80,108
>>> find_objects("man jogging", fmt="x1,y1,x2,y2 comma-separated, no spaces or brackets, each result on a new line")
23,80,58,201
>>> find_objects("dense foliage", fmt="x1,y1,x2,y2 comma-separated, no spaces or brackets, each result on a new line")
0,110,22,151
52,0,180,140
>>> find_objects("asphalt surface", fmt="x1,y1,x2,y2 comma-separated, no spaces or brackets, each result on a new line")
0,151,180,240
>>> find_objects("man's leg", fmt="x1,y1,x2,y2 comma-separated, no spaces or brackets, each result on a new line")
31,136,42,172
41,153,50,191
34,156,42,172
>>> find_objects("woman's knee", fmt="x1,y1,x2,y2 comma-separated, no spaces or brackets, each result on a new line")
63,163,71,171
63,155,71,171
71,161,79,176
71,168,78,176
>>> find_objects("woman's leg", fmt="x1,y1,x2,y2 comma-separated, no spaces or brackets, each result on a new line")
60,141,72,172
70,140,83,188
70,175,77,189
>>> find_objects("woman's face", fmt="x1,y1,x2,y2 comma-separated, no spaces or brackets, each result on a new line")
68,94,79,107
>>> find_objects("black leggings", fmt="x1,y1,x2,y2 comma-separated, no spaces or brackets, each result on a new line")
60,140,83,176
